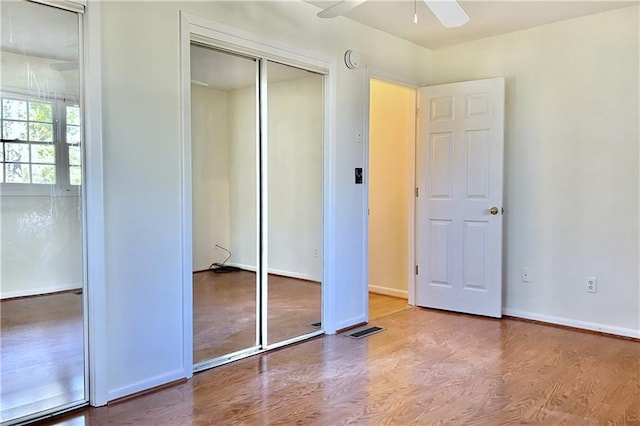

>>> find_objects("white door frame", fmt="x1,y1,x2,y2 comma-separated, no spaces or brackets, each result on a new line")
364,67,419,314
179,12,338,378
83,1,108,407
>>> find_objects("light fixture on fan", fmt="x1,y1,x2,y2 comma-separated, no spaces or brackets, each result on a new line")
317,0,469,29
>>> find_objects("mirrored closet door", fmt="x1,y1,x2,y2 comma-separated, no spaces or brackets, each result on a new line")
191,45,259,365
265,62,323,346
190,44,324,369
1,1,87,423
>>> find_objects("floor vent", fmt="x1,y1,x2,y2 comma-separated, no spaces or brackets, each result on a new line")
310,322,322,328
346,326,385,339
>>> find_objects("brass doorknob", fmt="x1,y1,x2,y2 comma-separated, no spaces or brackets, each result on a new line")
490,206,499,215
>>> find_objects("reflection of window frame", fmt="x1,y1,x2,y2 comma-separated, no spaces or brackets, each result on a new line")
1,93,82,196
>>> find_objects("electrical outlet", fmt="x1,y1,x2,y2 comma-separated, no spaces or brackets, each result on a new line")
521,268,532,283
313,248,319,258
586,276,597,293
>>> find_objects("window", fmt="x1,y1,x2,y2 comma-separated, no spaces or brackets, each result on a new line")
66,105,82,186
1,95,82,191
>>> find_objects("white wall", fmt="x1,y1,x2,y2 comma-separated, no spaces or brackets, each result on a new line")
99,0,430,400
194,76,322,281
227,84,257,269
1,52,82,299
266,75,323,281
429,6,640,335
368,79,415,298
1,196,83,298
191,85,230,271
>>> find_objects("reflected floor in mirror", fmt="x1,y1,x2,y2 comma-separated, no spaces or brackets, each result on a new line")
41,294,638,425
0,292,85,423
193,270,321,363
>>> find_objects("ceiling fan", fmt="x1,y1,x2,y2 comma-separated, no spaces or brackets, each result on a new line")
317,0,469,28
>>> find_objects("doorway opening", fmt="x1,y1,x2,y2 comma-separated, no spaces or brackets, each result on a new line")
367,78,416,321
366,76,505,321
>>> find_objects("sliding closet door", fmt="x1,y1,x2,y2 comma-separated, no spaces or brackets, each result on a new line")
191,45,259,365
0,1,86,423
265,62,323,345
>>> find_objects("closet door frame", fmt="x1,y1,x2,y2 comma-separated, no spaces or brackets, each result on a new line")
179,12,337,377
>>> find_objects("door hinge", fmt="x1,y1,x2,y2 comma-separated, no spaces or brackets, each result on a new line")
415,187,419,197
415,265,419,275
416,107,420,119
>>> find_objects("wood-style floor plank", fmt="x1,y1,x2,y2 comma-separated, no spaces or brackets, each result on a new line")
0,292,85,423
193,270,321,362
368,292,409,320
39,300,639,425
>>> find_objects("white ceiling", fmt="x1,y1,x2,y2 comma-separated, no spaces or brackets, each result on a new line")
308,0,637,49
190,45,319,90
3,0,635,77
0,0,79,61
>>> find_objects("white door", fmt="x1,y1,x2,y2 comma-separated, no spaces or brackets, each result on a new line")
416,78,505,318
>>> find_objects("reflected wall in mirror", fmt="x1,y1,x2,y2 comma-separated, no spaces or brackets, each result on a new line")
0,0,85,423
191,45,259,363
266,62,323,345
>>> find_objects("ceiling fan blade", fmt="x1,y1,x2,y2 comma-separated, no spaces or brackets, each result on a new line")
424,0,469,28
317,0,367,18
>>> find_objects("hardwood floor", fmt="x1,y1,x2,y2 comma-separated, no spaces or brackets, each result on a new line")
1,274,321,423
0,292,85,424
40,297,639,425
368,292,410,320
193,270,321,362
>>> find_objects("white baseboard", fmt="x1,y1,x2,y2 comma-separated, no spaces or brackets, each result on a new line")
229,263,320,283
502,308,640,339
335,314,367,332
368,285,408,299
107,369,185,402
1,283,82,299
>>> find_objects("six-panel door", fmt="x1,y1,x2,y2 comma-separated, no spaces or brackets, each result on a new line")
416,78,505,318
